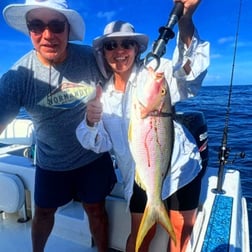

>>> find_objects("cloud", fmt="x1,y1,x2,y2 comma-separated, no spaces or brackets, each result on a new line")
218,37,234,44
211,54,222,59
96,11,116,22
236,41,252,48
217,36,252,47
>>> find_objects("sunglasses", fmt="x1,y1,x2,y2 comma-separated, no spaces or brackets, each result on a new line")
27,19,67,34
103,40,136,51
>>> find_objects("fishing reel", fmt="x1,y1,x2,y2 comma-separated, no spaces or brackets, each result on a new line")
214,126,246,194
230,151,246,165
218,145,245,166
218,145,230,165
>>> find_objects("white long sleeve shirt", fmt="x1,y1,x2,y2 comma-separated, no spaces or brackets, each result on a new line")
76,31,210,206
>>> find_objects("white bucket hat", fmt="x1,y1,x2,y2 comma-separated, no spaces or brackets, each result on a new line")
93,20,149,79
3,0,85,41
93,20,149,53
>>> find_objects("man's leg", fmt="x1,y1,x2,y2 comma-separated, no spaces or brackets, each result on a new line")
80,153,116,252
83,201,108,252
31,205,57,252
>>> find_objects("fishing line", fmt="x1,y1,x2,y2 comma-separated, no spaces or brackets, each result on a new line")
215,0,243,193
224,0,243,131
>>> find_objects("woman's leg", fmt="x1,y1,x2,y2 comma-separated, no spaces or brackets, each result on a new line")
168,209,197,252
126,212,156,252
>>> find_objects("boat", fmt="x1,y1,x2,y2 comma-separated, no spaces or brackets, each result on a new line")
0,112,250,252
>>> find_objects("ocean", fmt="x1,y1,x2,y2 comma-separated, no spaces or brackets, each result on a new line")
16,84,252,249
176,84,252,250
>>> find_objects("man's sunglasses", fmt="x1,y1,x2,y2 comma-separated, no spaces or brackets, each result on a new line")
103,40,136,51
27,19,67,34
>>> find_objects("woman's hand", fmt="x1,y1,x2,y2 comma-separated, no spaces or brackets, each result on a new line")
174,0,201,47
175,0,201,18
86,85,103,127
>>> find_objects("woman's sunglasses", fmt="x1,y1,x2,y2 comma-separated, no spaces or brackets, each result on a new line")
103,40,136,51
27,19,67,34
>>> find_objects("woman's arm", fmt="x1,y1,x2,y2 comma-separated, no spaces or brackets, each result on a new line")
76,117,112,154
176,0,201,47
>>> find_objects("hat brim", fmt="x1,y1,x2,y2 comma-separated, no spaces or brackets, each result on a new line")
93,32,149,53
3,4,85,41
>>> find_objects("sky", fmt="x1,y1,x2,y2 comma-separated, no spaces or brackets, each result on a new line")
0,0,252,86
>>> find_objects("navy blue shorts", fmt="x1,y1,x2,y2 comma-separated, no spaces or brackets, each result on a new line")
166,166,206,210
34,153,117,208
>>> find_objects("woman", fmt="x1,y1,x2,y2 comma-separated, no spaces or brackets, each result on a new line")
76,1,209,251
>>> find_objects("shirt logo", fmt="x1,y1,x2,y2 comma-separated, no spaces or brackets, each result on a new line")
38,82,96,109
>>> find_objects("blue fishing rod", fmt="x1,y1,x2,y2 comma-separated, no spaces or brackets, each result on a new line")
144,2,184,70
213,0,245,194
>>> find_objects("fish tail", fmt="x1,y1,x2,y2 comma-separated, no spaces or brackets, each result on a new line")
158,203,176,245
135,202,176,252
135,205,156,252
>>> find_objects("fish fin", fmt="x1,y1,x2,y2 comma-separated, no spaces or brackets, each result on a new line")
158,203,176,245
135,205,156,252
128,119,132,142
135,169,146,191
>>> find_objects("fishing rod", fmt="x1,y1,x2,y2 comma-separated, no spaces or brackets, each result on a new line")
144,2,184,70
213,0,244,194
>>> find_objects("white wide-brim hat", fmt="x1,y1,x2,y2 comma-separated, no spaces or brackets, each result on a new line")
3,0,85,41
93,20,149,53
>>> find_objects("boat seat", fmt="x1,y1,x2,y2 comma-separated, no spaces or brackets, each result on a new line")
0,172,29,222
0,172,25,213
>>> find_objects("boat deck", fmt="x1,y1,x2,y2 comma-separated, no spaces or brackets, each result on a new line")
0,211,119,252
0,151,249,251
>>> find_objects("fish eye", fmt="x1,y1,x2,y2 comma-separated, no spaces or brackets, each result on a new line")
161,88,167,95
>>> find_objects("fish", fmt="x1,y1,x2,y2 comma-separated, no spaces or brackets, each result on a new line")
128,67,176,251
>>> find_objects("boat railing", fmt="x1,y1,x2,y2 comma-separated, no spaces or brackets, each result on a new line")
0,118,35,156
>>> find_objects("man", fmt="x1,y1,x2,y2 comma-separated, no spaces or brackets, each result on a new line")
0,1,116,252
